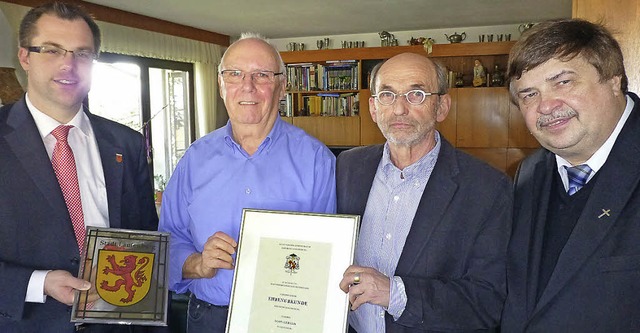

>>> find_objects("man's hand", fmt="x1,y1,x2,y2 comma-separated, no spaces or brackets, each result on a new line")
77,262,101,307
78,285,101,308
43,270,91,306
339,265,390,310
183,231,238,279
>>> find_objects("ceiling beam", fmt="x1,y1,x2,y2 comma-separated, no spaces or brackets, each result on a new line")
2,0,230,46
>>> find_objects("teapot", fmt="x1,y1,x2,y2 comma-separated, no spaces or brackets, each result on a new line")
518,23,535,34
445,32,466,43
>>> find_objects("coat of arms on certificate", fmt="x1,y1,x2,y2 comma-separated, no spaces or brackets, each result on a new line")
284,253,300,274
71,227,170,326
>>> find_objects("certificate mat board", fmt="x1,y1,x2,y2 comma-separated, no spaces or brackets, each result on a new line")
226,209,360,333
71,227,170,326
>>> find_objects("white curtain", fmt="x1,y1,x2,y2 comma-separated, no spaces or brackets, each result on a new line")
0,1,223,137
195,62,220,137
0,1,27,85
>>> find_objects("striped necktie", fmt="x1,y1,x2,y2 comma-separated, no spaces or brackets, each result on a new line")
565,164,592,196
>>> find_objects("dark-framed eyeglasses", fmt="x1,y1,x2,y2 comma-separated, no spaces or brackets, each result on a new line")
219,70,283,85
26,45,97,63
372,89,443,106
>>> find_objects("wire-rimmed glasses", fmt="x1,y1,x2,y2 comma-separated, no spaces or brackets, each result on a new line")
372,89,443,106
26,45,97,63
219,70,283,84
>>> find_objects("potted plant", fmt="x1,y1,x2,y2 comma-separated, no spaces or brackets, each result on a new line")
154,175,167,205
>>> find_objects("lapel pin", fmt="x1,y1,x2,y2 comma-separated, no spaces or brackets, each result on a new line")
115,153,123,163
598,209,611,219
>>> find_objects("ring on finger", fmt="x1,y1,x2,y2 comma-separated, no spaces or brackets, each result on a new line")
353,272,361,284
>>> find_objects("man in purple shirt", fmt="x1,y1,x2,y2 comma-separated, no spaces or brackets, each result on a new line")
158,33,336,332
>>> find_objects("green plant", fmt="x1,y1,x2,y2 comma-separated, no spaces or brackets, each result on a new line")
154,175,167,192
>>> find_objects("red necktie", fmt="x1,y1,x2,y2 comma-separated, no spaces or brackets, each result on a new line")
51,125,86,254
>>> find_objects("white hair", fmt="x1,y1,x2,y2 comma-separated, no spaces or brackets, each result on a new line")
218,32,286,74
238,31,268,41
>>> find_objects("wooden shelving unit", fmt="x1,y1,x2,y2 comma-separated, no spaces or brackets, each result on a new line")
281,42,514,62
280,41,538,177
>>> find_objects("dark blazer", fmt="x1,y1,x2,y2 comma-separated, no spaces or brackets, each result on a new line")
501,92,640,332
337,138,513,332
0,97,159,332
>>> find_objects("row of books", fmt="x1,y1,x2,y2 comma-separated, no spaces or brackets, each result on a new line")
286,60,359,91
278,92,359,117
279,94,293,117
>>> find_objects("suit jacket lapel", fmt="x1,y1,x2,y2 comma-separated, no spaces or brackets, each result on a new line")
522,153,555,316
351,145,383,215
4,100,70,221
534,94,640,315
88,113,124,228
396,140,458,274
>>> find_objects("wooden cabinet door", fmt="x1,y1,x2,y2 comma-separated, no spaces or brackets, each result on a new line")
573,0,640,92
293,116,361,146
359,90,386,145
456,87,509,148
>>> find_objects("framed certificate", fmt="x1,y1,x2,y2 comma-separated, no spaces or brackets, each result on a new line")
226,209,360,333
71,227,170,326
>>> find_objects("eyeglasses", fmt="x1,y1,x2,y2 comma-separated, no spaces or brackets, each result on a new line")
372,89,442,106
219,70,283,85
26,45,97,63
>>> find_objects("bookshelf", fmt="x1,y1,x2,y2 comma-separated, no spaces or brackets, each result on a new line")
280,42,538,176
283,61,360,117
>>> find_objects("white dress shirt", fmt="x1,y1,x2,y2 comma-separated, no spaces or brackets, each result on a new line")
24,93,109,303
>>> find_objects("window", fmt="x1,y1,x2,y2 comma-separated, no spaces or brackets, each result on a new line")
88,53,195,190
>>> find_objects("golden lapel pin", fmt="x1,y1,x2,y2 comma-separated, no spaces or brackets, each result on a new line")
598,209,611,219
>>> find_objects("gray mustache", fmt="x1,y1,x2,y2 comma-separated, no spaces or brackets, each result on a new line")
537,109,578,128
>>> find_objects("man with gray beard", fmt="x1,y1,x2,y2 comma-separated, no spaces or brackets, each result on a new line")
336,53,512,332
501,19,640,331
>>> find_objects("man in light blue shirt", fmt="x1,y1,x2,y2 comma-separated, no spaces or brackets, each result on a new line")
337,53,512,332
158,33,336,332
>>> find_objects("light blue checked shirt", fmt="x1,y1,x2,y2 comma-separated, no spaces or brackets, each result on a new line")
350,132,441,333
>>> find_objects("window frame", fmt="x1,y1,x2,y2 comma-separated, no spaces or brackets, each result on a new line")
87,52,196,177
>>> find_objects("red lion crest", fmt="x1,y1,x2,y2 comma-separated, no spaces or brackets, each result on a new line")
99,254,150,303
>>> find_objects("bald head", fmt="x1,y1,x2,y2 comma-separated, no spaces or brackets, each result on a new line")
386,52,433,68
370,53,448,95
219,36,285,74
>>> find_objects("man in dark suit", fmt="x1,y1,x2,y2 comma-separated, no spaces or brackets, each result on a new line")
337,53,512,332
0,3,158,332
501,19,640,331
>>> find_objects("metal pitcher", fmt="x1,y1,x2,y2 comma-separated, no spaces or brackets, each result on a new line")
518,23,535,34
445,32,466,43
